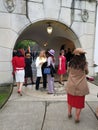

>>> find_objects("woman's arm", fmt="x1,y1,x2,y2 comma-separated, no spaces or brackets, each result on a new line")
47,57,52,66
59,57,62,70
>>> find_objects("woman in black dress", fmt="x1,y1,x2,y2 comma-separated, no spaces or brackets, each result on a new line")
25,53,34,86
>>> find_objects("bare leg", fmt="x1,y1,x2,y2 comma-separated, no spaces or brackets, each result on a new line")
19,82,23,91
68,103,72,116
16,82,20,90
59,75,64,85
96,108,98,117
75,108,81,121
60,75,62,83
18,82,23,96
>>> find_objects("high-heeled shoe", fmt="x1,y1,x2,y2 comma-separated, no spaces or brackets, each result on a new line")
17,90,22,96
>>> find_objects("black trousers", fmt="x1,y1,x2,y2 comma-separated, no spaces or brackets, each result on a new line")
35,74,47,90
36,77,41,90
43,74,47,89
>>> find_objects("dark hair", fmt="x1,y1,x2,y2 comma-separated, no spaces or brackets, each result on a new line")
13,50,17,57
16,50,24,57
69,53,87,71
60,50,64,56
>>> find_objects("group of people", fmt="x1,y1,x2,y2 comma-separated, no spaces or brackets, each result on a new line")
12,47,98,123
12,48,67,95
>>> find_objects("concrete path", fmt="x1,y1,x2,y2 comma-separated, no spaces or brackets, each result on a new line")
0,82,98,130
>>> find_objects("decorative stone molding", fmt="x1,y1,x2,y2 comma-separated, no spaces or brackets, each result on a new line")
81,9,89,22
3,0,16,13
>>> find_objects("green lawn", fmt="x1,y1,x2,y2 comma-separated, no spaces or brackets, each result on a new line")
0,85,13,108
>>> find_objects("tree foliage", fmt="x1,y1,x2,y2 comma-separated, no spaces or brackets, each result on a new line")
14,40,36,50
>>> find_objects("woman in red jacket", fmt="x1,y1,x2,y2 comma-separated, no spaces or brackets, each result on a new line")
12,50,25,96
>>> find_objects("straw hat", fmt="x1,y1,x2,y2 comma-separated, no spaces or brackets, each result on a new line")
73,48,86,55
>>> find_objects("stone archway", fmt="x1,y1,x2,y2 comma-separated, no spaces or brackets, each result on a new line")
15,20,81,48
14,20,81,65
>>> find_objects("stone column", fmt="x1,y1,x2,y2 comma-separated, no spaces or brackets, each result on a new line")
94,0,98,65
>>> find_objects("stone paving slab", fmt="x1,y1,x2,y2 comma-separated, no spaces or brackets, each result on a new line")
43,102,98,130
0,101,45,130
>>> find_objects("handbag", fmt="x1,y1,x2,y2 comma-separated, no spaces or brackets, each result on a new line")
43,67,51,74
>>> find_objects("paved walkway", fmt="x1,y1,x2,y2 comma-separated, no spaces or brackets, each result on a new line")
0,82,98,130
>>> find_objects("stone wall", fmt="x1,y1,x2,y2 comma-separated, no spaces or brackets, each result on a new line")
0,0,96,84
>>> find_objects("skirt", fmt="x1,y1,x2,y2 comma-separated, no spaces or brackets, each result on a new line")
67,94,85,109
15,70,25,83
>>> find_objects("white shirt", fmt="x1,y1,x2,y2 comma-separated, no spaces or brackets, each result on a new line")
36,57,46,77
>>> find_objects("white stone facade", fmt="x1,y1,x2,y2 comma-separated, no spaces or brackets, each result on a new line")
0,0,96,84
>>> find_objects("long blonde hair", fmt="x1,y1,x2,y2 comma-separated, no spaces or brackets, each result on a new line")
39,50,46,60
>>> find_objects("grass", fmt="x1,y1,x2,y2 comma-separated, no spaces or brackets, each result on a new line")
0,85,13,109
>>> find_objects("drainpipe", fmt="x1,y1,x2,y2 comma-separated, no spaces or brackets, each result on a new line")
94,0,98,66
70,0,75,27
26,0,32,23
26,0,28,19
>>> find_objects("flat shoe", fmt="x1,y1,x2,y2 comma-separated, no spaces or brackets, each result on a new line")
59,82,64,85
47,92,53,94
19,93,22,96
68,114,72,118
75,120,80,123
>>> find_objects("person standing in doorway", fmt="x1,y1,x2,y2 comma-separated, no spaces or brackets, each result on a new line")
66,48,73,63
35,50,47,90
41,50,47,89
57,50,66,85
66,48,89,123
12,50,25,96
47,49,55,94
24,52,34,86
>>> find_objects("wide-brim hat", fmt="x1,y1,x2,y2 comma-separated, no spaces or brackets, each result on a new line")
48,49,55,56
73,48,86,55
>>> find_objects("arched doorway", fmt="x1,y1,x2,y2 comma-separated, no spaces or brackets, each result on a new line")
14,20,80,62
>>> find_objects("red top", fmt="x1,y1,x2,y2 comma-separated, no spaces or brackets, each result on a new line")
12,56,25,71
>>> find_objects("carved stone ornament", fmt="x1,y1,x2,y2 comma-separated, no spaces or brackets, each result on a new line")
81,9,89,22
3,0,16,13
